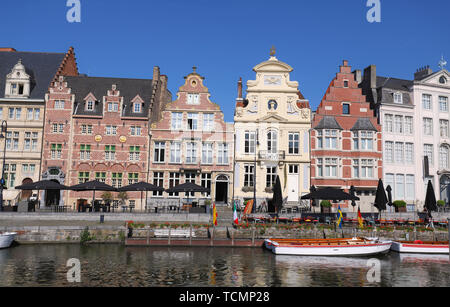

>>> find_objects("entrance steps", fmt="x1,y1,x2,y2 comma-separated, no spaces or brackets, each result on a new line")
214,205,234,226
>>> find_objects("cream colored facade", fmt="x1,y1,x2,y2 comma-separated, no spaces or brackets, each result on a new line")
233,54,312,210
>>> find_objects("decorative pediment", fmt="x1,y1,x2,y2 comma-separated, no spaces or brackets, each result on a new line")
258,113,287,122
5,59,31,98
84,92,97,102
420,69,450,86
131,95,144,104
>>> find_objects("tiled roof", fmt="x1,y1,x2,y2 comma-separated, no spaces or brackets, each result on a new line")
314,116,343,130
350,117,378,132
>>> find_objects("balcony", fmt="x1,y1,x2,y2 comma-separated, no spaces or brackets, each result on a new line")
258,150,286,162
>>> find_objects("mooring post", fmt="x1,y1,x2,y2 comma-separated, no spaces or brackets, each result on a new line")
232,228,235,246
252,227,255,246
189,224,192,246
211,227,214,246
146,227,150,245
448,218,449,261
168,225,171,246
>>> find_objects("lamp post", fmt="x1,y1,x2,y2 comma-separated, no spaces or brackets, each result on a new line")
0,120,8,212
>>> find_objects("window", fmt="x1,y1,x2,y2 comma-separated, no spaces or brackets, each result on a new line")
288,164,299,174
51,144,62,159
54,100,65,109
422,94,432,110
22,164,35,175
244,131,256,154
4,164,16,188
95,172,106,183
244,164,254,187
217,143,229,165
343,103,350,115
105,145,116,161
187,94,200,105
357,131,374,151
384,114,393,133
133,103,142,113
78,172,90,184
186,142,197,164
170,142,181,163
385,174,394,197
384,141,393,163
423,118,433,136
6,131,19,151
424,144,434,165
129,200,136,209
87,100,95,111
201,174,211,197
396,174,405,200
8,108,14,120
24,132,32,151
353,132,359,150
202,143,213,164
406,175,415,200
405,143,414,164
81,124,93,135
394,115,403,134
343,80,349,88
267,130,278,153
130,126,142,136
266,167,277,188
31,132,38,151
440,76,448,84
152,172,163,196
187,113,198,130
440,146,449,169
288,133,300,154
128,173,139,185
405,116,413,135
318,158,338,177
395,142,404,163
129,146,140,161
27,108,33,120
171,112,183,130
317,130,338,149
353,160,360,178
360,159,374,178
439,96,448,112
108,102,119,112
153,142,165,163
112,173,123,188
34,108,40,120
168,173,180,197
105,125,117,135
185,173,197,197
394,93,403,104
52,123,64,134
203,113,214,132
80,144,91,160
440,120,449,138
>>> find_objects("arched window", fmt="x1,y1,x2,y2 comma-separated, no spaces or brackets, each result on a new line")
439,145,449,169
267,130,278,153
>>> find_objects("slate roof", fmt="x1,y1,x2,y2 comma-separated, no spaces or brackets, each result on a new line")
376,76,412,91
0,51,65,99
376,76,413,106
66,75,153,118
314,116,343,130
351,118,378,132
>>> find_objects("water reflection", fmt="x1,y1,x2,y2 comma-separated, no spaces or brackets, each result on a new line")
0,245,449,287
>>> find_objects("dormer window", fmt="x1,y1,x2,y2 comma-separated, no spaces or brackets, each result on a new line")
87,100,95,111
5,60,31,98
394,92,403,104
133,103,142,113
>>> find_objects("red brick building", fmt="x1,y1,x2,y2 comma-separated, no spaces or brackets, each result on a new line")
41,67,171,210
311,60,382,212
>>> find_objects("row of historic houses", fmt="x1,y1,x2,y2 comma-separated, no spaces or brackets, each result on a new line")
1,46,449,213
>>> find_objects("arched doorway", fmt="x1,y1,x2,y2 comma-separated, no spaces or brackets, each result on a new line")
20,178,33,201
215,175,229,204
45,180,61,207
41,167,65,207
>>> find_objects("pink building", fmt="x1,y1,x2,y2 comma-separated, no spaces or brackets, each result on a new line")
149,68,234,206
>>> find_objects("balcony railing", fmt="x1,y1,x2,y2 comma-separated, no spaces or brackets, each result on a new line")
258,150,286,161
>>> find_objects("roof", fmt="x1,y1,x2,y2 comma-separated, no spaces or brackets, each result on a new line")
314,116,343,130
0,51,66,99
66,75,153,118
351,118,378,132
376,76,412,91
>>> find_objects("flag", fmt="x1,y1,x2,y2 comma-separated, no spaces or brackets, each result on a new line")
336,205,344,229
358,206,364,228
233,201,239,225
213,203,218,226
243,199,254,216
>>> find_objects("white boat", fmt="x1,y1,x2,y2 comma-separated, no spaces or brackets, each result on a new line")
391,240,449,254
0,232,17,249
264,237,392,256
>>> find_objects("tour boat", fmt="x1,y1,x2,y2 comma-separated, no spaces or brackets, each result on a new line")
0,232,17,249
264,237,392,256
391,240,449,254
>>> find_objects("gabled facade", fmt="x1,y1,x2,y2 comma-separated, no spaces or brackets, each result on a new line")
234,51,312,210
41,67,171,210
149,68,234,205
0,47,78,206
312,60,382,213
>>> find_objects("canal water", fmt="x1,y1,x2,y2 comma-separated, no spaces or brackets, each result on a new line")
0,244,449,287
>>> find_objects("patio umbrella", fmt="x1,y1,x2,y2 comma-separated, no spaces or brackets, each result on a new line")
374,179,388,218
70,180,117,208
349,186,357,208
424,180,438,218
272,176,283,214
301,187,359,201
118,182,164,210
386,185,393,207
165,182,210,208
310,185,318,210
16,180,69,208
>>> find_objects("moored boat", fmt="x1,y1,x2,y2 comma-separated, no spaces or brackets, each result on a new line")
0,232,17,249
391,240,449,254
264,237,392,256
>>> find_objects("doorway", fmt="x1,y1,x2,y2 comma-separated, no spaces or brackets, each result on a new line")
215,175,229,204
45,180,60,207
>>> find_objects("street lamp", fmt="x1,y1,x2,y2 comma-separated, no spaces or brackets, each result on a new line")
0,120,8,212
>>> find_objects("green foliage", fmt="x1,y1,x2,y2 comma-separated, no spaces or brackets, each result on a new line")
118,230,126,241
393,200,407,208
437,200,446,207
101,192,113,203
320,200,332,208
80,227,93,244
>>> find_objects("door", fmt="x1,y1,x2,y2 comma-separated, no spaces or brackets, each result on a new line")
287,165,299,202
215,175,229,204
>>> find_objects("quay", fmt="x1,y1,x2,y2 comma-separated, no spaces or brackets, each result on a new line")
125,238,265,248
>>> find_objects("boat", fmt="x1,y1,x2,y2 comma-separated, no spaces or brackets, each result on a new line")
391,240,449,254
264,237,392,256
0,232,17,249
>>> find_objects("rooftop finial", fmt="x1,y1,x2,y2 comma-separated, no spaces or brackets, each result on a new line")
193,66,197,73
270,45,276,57
439,55,447,70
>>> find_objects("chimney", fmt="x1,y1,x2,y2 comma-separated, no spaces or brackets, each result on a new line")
353,69,362,84
237,77,243,99
0,47,17,52
414,65,433,80
153,66,160,82
363,65,377,89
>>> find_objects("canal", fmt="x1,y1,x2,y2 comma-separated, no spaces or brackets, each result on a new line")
0,244,449,287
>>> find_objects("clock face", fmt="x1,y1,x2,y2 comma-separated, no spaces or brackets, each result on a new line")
264,75,282,85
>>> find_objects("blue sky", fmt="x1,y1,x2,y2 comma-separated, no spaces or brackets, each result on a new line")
1,0,449,122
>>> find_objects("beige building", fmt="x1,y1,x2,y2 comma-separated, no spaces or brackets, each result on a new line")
233,50,312,211
0,47,78,207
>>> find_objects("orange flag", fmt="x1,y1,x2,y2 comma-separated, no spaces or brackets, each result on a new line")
213,203,218,226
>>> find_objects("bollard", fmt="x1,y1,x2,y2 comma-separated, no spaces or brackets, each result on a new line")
100,215,104,224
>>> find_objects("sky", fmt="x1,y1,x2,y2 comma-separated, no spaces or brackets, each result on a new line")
1,0,449,122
